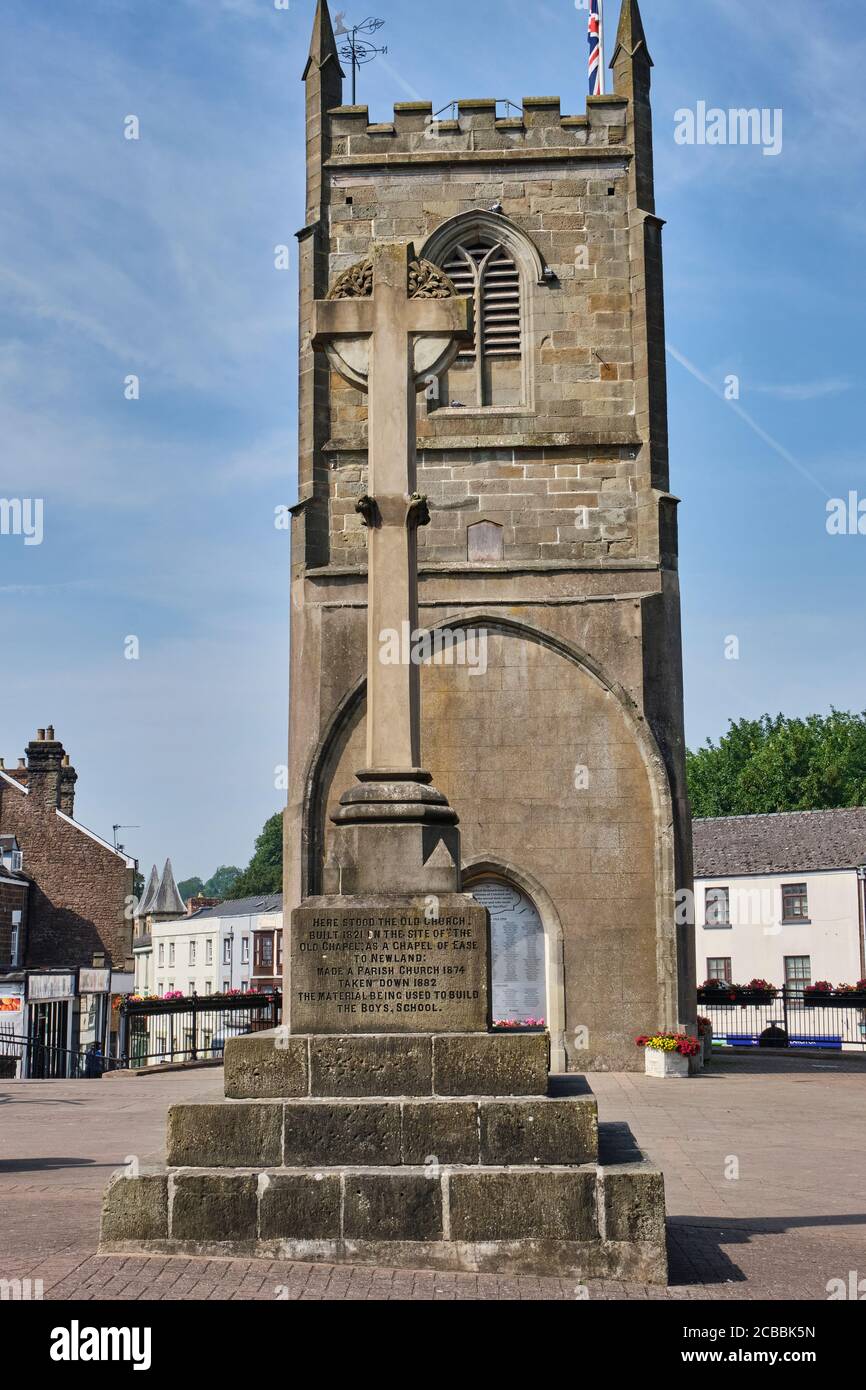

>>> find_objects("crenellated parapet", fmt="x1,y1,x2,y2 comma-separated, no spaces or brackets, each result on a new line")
326,94,630,165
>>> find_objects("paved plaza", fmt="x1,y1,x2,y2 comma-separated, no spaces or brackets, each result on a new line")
1,1053,863,1301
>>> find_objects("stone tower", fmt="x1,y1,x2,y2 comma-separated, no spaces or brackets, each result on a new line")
286,0,695,1070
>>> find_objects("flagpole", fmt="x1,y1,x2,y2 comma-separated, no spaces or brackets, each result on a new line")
599,0,605,96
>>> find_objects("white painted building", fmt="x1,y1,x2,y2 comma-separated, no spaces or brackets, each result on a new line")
150,895,283,998
694,809,866,992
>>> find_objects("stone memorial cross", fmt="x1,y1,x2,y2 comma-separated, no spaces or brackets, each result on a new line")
312,241,471,779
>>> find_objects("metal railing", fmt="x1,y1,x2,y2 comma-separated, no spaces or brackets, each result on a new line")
118,992,281,1069
698,988,866,1052
0,1034,119,1080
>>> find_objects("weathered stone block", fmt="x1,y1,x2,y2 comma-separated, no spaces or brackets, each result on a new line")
171,1175,258,1242
101,1174,168,1243
479,1097,598,1165
450,1169,597,1242
343,1173,443,1241
283,1101,401,1165
433,1033,549,1096
224,1031,308,1100
401,1100,479,1164
259,1174,341,1240
167,1103,282,1168
309,1035,432,1096
601,1163,666,1245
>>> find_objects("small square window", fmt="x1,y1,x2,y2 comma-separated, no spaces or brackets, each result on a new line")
782,883,809,922
706,957,732,983
705,887,730,928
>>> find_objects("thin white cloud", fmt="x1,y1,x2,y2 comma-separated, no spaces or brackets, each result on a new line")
666,344,829,498
750,379,853,402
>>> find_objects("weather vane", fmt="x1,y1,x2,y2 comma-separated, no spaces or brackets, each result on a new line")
333,13,387,106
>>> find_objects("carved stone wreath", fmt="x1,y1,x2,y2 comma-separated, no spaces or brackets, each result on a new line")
326,256,458,301
326,258,373,300
408,258,458,299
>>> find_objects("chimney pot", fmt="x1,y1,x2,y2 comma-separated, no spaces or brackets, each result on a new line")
47,725,55,741
18,758,26,769
37,729,46,741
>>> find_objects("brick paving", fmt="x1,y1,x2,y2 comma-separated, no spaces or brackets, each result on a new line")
1,1052,864,1300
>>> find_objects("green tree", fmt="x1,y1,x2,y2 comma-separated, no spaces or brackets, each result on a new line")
687,710,866,818
203,865,241,898
178,876,204,902
225,812,283,898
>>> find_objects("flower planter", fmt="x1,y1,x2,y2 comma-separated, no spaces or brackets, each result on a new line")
698,989,776,1006
803,992,866,1008
644,1048,690,1079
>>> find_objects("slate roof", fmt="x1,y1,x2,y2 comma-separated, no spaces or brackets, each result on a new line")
693,808,866,878
188,893,283,920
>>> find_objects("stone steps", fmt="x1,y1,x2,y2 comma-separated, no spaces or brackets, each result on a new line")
101,1161,667,1281
167,1095,599,1169
100,1031,668,1283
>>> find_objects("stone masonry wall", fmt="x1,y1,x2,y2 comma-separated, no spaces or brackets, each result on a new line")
321,624,660,1072
0,781,133,969
316,95,645,570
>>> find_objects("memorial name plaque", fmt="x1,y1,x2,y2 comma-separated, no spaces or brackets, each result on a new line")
471,880,547,1024
290,894,491,1034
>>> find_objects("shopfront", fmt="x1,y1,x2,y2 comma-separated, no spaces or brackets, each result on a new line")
25,971,76,1078
76,966,111,1073
0,975,26,1078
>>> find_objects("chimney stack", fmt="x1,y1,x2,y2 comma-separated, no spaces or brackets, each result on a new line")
59,753,77,818
25,727,67,809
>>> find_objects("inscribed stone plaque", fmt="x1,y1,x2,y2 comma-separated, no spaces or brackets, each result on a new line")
470,880,546,1024
290,894,491,1034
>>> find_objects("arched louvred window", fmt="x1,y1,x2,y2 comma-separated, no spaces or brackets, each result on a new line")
438,238,523,408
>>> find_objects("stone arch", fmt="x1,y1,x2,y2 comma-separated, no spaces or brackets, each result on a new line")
303,612,679,1062
420,211,549,285
462,857,568,1073
420,211,547,412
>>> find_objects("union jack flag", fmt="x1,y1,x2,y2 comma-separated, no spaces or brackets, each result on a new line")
588,0,602,97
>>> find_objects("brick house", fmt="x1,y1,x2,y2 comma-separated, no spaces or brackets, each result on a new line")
0,835,29,969
0,728,136,970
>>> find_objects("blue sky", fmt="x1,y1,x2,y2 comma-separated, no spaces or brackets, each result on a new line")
1,0,864,879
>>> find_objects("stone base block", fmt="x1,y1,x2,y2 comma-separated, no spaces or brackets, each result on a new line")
224,1030,550,1100
99,1160,667,1283
166,1094,599,1168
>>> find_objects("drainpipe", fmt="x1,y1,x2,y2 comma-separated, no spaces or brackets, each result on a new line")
857,866,866,982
